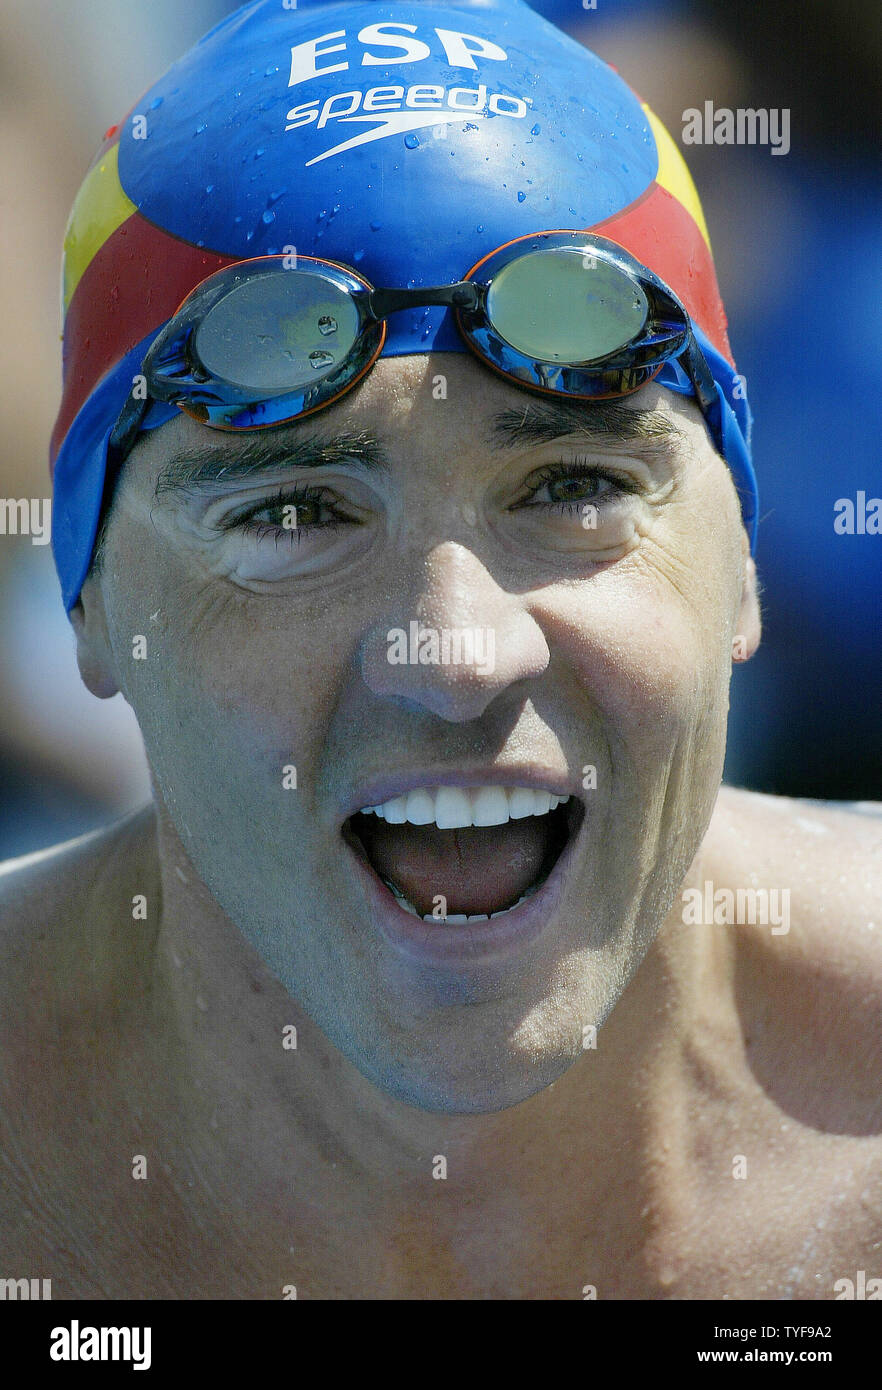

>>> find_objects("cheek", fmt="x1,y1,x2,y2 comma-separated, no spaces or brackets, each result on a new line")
530,568,734,759
107,571,349,817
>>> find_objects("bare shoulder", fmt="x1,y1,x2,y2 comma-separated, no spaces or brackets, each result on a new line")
0,806,160,1025
0,810,163,1284
710,784,882,953
706,785,882,1133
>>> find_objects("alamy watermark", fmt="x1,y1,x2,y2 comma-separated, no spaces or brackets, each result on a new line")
387,621,496,675
50,1321,152,1370
0,1276,51,1300
682,101,790,156
682,880,790,934
0,498,51,545
833,491,881,535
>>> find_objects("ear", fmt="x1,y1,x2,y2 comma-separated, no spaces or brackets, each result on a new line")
732,546,761,664
69,574,121,699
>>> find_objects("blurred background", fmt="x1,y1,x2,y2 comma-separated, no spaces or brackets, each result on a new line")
1,0,880,859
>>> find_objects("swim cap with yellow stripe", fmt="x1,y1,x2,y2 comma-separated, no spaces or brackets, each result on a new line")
51,0,756,610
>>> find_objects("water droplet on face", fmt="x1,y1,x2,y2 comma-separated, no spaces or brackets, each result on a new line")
318,316,337,336
264,65,279,77
194,123,207,135
404,132,420,149
353,249,365,262
476,223,484,233
517,190,526,202
531,123,541,136
370,219,382,231
255,148,265,159
309,350,335,369
205,185,215,195
150,96,163,111
262,210,276,225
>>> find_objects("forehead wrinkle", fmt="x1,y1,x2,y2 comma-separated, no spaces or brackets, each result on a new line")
152,426,389,501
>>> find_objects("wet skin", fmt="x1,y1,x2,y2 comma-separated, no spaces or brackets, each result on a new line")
1,355,880,1298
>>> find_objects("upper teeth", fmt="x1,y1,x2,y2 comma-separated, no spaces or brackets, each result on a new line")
357,785,570,830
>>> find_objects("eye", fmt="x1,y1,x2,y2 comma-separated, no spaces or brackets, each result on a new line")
221,484,358,542
514,458,637,516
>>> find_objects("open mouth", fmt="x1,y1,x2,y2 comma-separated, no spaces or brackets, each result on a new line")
341,785,585,925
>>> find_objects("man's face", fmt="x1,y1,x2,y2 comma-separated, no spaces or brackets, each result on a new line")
82,353,755,1112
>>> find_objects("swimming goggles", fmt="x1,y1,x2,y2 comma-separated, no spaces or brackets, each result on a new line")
109,229,719,464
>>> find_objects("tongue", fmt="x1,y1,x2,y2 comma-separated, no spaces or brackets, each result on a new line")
352,814,556,916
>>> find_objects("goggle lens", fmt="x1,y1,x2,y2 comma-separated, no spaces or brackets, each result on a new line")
194,270,361,394
485,247,649,364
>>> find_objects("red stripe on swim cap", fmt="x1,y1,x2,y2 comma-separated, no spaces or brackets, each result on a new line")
51,213,237,468
592,182,734,367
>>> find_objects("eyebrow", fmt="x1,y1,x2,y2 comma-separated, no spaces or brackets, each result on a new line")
152,399,683,500
489,398,684,450
153,428,387,500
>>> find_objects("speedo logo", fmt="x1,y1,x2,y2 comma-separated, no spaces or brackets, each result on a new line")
286,83,530,165
284,21,529,165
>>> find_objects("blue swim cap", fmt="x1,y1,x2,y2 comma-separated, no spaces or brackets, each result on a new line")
52,0,756,610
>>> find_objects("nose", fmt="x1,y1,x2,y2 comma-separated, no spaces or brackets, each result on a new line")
359,541,550,723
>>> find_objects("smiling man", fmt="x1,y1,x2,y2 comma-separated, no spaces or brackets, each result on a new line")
1,0,880,1301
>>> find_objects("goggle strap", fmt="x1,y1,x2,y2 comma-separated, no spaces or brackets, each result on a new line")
108,390,150,468
681,333,718,414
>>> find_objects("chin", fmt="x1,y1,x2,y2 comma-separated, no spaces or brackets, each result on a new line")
354,1027,584,1114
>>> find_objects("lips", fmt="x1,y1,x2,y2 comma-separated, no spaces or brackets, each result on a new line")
341,782,583,922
